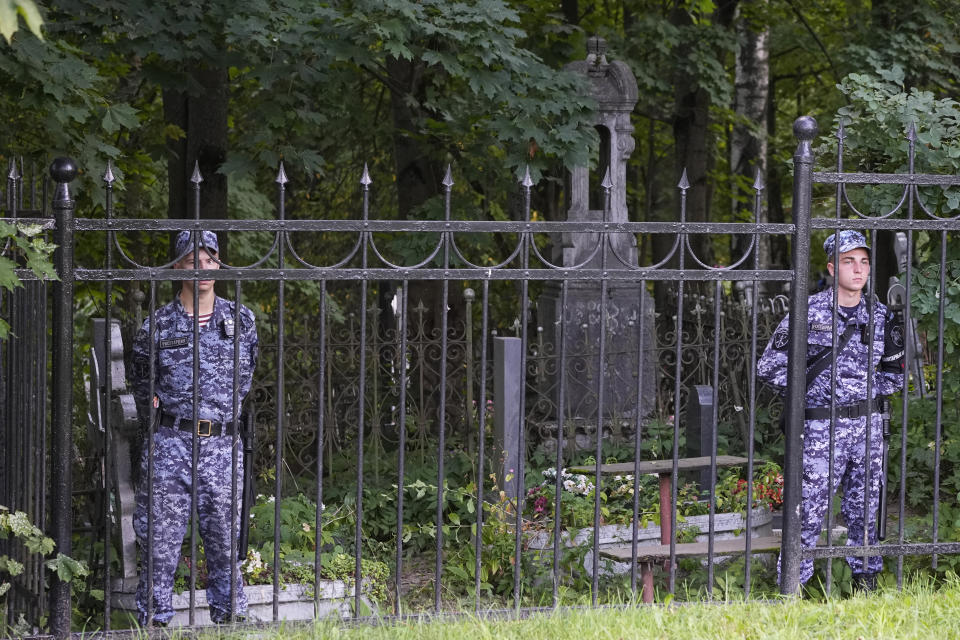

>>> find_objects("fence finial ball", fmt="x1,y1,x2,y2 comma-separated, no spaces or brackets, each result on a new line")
49,157,78,184
793,116,818,141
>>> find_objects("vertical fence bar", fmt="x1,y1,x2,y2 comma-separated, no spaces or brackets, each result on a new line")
629,279,647,597
931,229,947,570
230,278,243,623
315,279,328,614
355,165,372,617
474,280,490,612
706,280,722,595
435,167,453,614
669,169,691,595
512,168,533,611
591,170,613,604
273,163,288,621
102,162,116,629
49,157,77,636
394,280,408,615
146,279,157,625
863,224,878,558
38,268,48,623
897,137,918,585
744,170,764,597
824,122,846,596
37,274,49,624
188,165,203,626
462,286,476,610
780,116,816,595
552,277,568,606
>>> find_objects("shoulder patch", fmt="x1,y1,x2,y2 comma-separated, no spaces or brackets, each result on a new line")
890,323,904,348
772,328,789,350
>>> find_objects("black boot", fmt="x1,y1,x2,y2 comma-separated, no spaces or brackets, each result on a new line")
851,572,878,593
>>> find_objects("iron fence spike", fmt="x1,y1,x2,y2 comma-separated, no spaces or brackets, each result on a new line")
521,165,533,188
190,161,203,184
276,162,289,185
601,167,613,190
520,165,533,188
442,165,454,188
102,161,116,185
752,168,765,191
907,122,918,141
836,120,846,140
7,158,15,181
360,163,372,186
678,168,690,190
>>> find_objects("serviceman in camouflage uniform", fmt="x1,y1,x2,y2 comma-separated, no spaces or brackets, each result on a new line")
757,230,904,592
130,230,258,625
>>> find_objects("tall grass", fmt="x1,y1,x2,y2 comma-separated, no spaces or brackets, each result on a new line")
198,574,960,640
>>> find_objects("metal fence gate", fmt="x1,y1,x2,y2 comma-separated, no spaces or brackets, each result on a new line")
2,116,960,636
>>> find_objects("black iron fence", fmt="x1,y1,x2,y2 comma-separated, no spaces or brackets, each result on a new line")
227,283,786,490
2,116,960,635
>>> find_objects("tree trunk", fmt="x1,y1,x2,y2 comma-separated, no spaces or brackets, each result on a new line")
385,55,466,437
386,56,442,221
765,74,789,272
730,1,770,271
656,0,738,306
163,67,230,260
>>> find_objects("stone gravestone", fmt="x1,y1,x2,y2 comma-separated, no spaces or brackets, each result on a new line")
539,36,656,434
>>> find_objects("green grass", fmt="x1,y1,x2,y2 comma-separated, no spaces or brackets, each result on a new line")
190,575,960,640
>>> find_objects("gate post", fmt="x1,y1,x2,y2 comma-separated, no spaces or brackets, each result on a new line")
780,117,815,595
49,158,77,636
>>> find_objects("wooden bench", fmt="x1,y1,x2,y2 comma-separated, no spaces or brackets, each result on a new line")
569,455,775,602
600,536,781,602
568,455,752,549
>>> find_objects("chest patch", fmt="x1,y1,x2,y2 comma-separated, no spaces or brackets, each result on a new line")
810,322,832,332
159,336,189,349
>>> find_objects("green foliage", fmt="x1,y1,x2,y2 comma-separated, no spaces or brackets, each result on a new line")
0,0,41,44
822,63,960,527
0,221,57,338
0,504,89,633
523,462,784,531
828,64,960,217
173,494,389,602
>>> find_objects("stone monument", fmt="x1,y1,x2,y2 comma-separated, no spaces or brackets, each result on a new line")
538,36,657,427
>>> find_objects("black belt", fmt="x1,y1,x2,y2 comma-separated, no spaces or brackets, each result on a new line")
159,412,237,437
805,399,874,421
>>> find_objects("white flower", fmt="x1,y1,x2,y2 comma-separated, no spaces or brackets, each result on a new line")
242,550,264,574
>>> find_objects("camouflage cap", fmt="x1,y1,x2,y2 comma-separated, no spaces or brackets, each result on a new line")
174,230,219,257
824,230,869,260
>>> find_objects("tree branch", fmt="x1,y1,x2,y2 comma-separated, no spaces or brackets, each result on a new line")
782,0,837,81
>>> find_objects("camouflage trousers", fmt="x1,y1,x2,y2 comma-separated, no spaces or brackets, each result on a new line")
133,427,248,625
780,414,884,585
